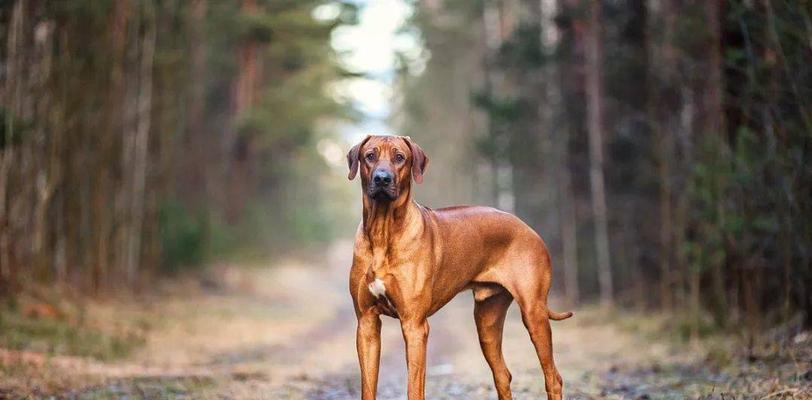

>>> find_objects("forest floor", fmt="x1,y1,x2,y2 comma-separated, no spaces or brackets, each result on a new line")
0,241,810,400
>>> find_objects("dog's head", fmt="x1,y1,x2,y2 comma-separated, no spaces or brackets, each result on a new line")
347,135,428,202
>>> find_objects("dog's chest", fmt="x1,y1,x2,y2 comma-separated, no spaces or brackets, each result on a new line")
368,277,388,300
364,258,420,318
366,275,398,317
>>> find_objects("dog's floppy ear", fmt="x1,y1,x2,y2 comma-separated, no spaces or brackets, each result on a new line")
404,136,429,184
347,135,370,180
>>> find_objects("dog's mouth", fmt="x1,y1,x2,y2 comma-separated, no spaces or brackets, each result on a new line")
368,186,398,201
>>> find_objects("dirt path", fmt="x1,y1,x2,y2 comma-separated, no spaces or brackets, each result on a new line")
4,241,810,399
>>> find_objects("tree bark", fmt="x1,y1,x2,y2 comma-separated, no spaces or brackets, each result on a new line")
226,0,263,222
132,2,155,285
704,0,728,329
558,136,579,307
185,0,208,203
93,0,129,291
650,0,675,307
0,0,26,295
584,0,613,307
123,3,155,287
482,0,504,209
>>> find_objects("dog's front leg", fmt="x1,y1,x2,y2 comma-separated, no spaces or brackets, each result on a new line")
401,318,429,400
357,310,382,400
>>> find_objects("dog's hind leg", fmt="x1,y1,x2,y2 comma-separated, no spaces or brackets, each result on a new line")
507,250,566,400
519,301,563,400
513,281,564,400
473,287,514,400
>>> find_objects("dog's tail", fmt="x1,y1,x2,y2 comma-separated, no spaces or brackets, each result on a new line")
548,309,574,321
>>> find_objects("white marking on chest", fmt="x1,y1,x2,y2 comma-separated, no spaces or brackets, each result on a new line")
368,278,387,298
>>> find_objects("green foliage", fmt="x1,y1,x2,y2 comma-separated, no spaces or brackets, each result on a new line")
398,0,812,330
178,0,358,263
499,23,546,69
289,205,333,244
672,310,719,341
472,91,526,162
237,12,275,43
472,92,524,125
334,1,361,26
159,200,205,272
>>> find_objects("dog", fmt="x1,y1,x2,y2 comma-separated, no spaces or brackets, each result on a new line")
348,135,572,400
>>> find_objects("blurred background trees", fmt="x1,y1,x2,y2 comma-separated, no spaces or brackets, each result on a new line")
397,0,811,338
1,0,810,342
0,0,358,294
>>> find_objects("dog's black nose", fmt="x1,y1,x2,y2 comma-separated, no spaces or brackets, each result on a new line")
373,169,393,187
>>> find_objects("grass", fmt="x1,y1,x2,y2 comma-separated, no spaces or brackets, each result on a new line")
0,310,144,361
0,290,153,395
0,287,149,362
581,307,812,399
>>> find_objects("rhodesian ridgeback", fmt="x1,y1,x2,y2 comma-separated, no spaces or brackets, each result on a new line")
348,135,572,400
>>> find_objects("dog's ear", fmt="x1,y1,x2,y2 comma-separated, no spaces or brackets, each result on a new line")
404,136,429,184
347,136,370,180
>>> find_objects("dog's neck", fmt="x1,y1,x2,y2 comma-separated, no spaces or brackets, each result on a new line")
361,188,422,248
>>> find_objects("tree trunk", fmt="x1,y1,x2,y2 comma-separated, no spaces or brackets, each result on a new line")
123,3,155,287
584,0,613,307
762,0,794,324
655,131,673,310
558,137,579,307
0,0,27,295
690,260,701,345
185,0,208,203
224,0,264,222
547,0,577,304
482,0,504,208
233,0,261,119
654,0,686,312
30,10,54,278
704,0,728,328
94,0,129,292
130,2,155,286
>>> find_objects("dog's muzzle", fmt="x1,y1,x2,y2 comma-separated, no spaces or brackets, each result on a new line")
368,169,397,200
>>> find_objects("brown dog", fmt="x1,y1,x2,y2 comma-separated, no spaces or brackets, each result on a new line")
348,135,572,400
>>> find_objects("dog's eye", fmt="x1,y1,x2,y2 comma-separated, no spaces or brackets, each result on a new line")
365,152,376,162
395,154,405,163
